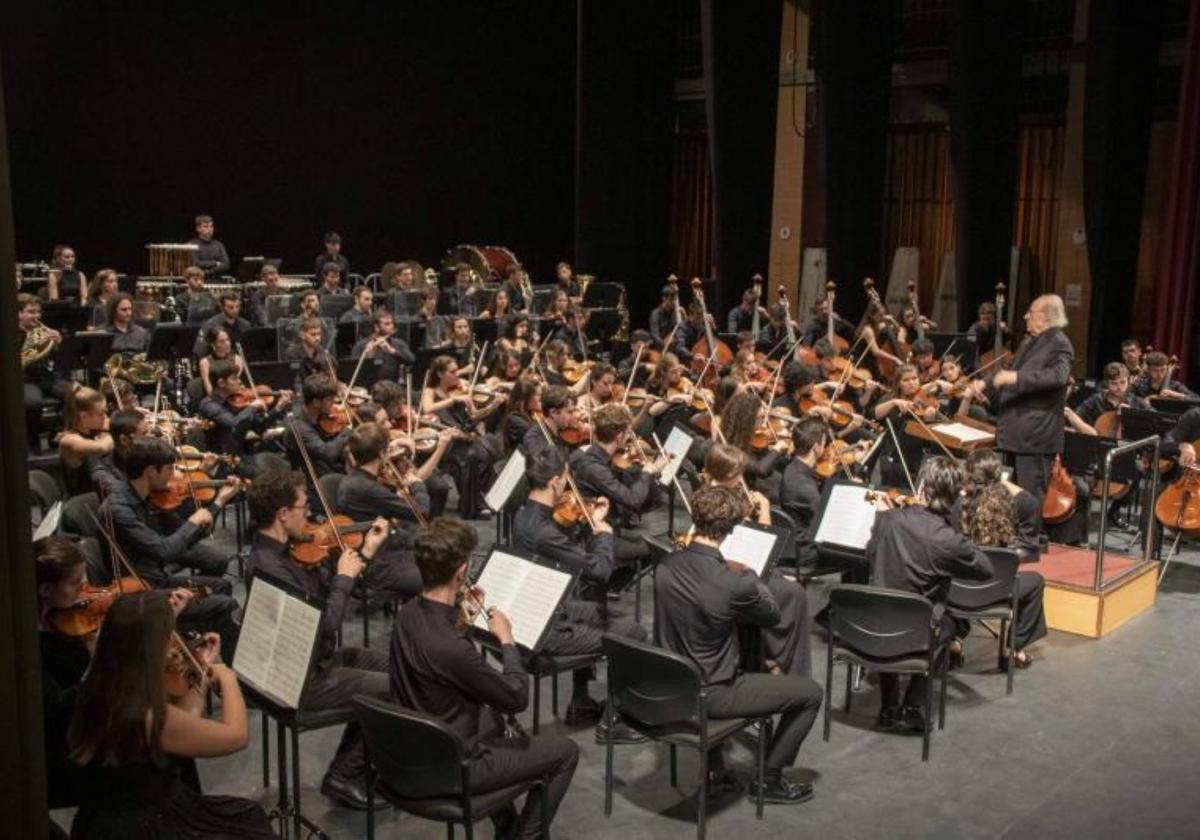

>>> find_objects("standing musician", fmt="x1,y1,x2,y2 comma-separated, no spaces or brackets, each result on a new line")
446,262,483,317
389,518,579,839
654,484,823,804
512,449,649,738
971,294,1074,507
198,359,295,456
57,387,114,497
177,266,218,324
197,290,251,353
284,373,352,504
778,417,829,570
107,293,150,353
250,263,283,326
339,285,375,325
98,436,242,660
649,284,683,350
520,384,576,460
350,309,415,384
284,315,335,385
1132,350,1195,400
421,354,504,518
313,231,350,283
46,243,89,302
865,457,993,731
801,296,855,347
727,288,770,334
19,292,68,453
245,469,390,810
317,263,344,296
196,326,244,396
189,213,231,277
1120,338,1144,379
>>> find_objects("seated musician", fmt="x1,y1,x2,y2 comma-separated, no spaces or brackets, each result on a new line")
555,260,582,302
678,300,712,357
317,262,343,296
421,354,504,519
246,469,390,810
1162,406,1200,470
865,457,993,730
480,286,515,331
393,261,419,291
499,377,541,455
721,391,790,497
411,286,450,348
778,417,828,570
313,231,350,283
644,351,705,437
91,408,148,496
19,292,68,453
576,362,617,418
542,289,570,336
924,354,989,422
197,290,251,353
485,348,523,393
873,363,940,489
198,359,295,456
654,484,823,803
800,297,855,347
808,338,880,411
617,329,656,389
1066,361,1149,434
196,326,244,396
58,387,114,497
448,263,483,317
297,288,322,319
966,300,1008,352
553,305,589,360
88,270,119,326
284,315,335,385
339,285,374,325
956,448,1047,669
520,383,575,460
250,263,283,326
391,518,579,838
909,338,939,384
1132,350,1195,400
728,347,771,394
760,303,794,349
369,379,454,517
66,590,276,838
727,288,768,334
512,449,649,736
773,360,867,440
47,243,88,302
648,284,683,351
177,266,218,325
99,436,241,660
1120,338,1143,378
499,262,528,311
857,301,905,380
540,339,580,393
498,313,533,357
107,293,150,353
189,213,231,277
350,309,415,383
284,373,352,504
440,315,476,369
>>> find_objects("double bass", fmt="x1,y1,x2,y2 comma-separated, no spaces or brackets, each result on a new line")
689,277,733,386
978,282,1013,369
1041,454,1078,525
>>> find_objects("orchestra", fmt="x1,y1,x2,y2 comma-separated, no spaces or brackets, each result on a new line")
19,238,1200,836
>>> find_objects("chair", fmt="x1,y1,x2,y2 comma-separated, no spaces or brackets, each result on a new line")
250,451,290,475
947,547,1021,695
60,493,100,539
353,694,547,840
823,584,950,761
29,469,62,516
768,506,797,567
75,537,110,584
602,634,771,840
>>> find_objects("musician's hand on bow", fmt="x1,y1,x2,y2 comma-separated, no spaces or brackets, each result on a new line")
364,517,389,557
168,588,194,617
276,390,295,410
844,413,864,433
196,632,223,667
216,478,241,506
336,548,366,580
992,370,1018,389
188,507,215,530
452,392,474,406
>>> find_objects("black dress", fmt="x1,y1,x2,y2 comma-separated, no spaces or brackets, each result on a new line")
70,760,274,839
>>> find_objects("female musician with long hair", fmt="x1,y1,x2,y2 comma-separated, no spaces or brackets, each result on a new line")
47,243,88,303
58,386,113,497
498,313,533,357
197,326,244,397
856,299,905,382
481,286,514,333
499,377,542,455
88,270,120,327
66,590,274,838
720,390,789,497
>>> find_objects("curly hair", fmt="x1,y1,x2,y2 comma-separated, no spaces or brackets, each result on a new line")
720,391,761,453
961,483,1016,548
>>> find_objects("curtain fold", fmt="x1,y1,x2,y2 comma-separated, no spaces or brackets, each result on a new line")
669,129,715,281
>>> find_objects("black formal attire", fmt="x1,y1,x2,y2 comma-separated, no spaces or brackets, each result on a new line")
569,445,658,573
1162,407,1200,462
778,459,822,568
1131,375,1196,401
109,322,149,353
865,506,993,709
391,597,579,839
283,343,335,390
801,314,855,348
21,327,71,451
553,323,589,360
314,252,350,283
283,408,350,508
338,307,371,328
446,285,483,317
196,314,252,355
501,412,533,456
1075,392,1148,427
52,268,84,300
654,542,822,771
41,631,89,808
648,306,682,349
520,419,567,461
615,354,652,390
99,482,240,660
250,285,283,327
335,468,425,599
988,327,1074,505
966,321,1010,356
726,305,764,335
349,334,415,385
176,289,218,325
189,236,231,277
248,533,389,783
198,392,289,458
430,395,499,519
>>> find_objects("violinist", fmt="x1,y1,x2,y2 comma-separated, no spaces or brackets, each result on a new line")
648,284,682,350
616,329,658,389
778,418,829,569
350,309,415,384
774,361,867,440
1120,338,1143,378
422,354,503,519
512,449,649,737
924,354,988,422
339,422,437,557
554,305,590,361
576,363,617,417
389,519,579,839
246,469,391,810
966,300,1009,354
909,338,939,385
542,339,588,394
865,457,993,731
284,373,352,505
874,363,941,489
729,347,771,394
727,288,770,334
485,348,524,393
653,484,823,804
800,296,855,347
66,590,275,838
520,384,576,460
722,390,790,496
284,315,336,387
370,379,453,517
198,359,295,457
809,338,880,410
1132,351,1195,400
91,408,149,496
58,386,114,497
857,300,905,382
1065,362,1149,435
99,436,242,659
874,364,940,424
499,377,542,455
338,285,375,325
497,313,533,357
196,326,244,397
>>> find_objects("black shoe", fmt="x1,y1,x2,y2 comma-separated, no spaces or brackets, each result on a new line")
1107,512,1130,530
321,773,371,810
749,775,814,805
948,644,965,671
899,705,928,733
705,767,742,797
594,719,648,745
564,697,603,726
875,706,901,730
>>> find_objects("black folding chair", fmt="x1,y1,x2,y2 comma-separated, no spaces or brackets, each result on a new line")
947,547,1021,695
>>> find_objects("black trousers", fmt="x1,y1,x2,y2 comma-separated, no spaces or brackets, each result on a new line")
1012,452,1054,508
467,734,579,840
705,673,823,771
955,571,1047,651
174,577,241,663
302,647,390,780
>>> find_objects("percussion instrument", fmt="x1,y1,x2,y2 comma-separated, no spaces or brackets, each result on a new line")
146,243,199,277
442,244,521,286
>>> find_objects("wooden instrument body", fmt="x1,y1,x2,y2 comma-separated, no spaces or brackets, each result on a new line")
1042,454,1078,524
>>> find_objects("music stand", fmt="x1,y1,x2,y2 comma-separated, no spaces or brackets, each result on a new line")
474,317,498,348
265,294,300,325
238,327,279,363
1148,397,1200,418
582,282,623,309
318,294,355,321
586,309,622,352
39,303,93,335
116,273,136,295
1121,407,1179,441
56,331,113,377
334,322,359,358
249,361,300,392
927,332,977,370
531,285,555,313
146,323,201,369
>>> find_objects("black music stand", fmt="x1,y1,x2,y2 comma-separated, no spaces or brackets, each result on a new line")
146,323,201,367
474,317,499,349
39,302,93,335
239,327,280,363
390,289,423,317
927,332,977,370
586,309,622,353
1061,430,1125,481
582,282,622,309
1121,406,1179,442
1148,397,1200,418
334,322,359,358
531,285,555,313
116,273,136,295
318,294,354,321
265,294,300,325
249,361,300,392
56,331,113,379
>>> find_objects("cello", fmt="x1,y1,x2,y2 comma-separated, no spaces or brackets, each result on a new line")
1155,464,1200,537
824,281,850,354
689,277,733,387
1041,454,1078,525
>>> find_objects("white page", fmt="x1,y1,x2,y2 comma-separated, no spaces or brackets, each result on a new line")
233,577,321,709
658,425,694,487
932,421,994,444
472,550,573,650
719,524,778,576
268,598,322,708
233,578,283,691
485,451,527,513
814,484,878,550
33,501,62,541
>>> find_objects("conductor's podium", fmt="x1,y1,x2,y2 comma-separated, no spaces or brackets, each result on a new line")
1026,544,1158,638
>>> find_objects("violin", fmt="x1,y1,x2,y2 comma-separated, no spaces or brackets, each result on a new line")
288,514,377,566
558,422,591,447
865,488,920,507
229,384,288,410
560,359,595,385
553,492,599,527
825,356,874,392
1155,463,1200,536
815,439,861,480
689,277,733,386
750,412,792,452
799,389,858,428
667,381,714,413
319,403,354,436
175,445,238,471
165,632,212,701
612,437,655,472
148,469,237,511
1041,454,1078,524
49,577,149,637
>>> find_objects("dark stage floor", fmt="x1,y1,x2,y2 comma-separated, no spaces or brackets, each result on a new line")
51,504,1200,839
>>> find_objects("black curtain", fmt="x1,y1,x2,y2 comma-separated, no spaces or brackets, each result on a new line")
700,0,782,317
575,0,676,326
1083,0,1165,372
948,0,1023,330
812,0,893,319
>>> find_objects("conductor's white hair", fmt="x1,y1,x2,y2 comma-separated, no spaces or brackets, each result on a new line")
1034,294,1068,328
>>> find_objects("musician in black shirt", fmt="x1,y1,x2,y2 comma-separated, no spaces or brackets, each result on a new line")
338,285,375,326
446,263,483,317
1132,350,1196,400
520,384,574,460
648,286,683,351
246,469,390,810
283,374,351,507
284,316,336,387
196,292,252,357
250,264,283,326
391,518,579,838
800,297,855,348
726,288,769,334
198,359,294,457
350,310,415,385
178,266,219,324
313,232,350,283
553,306,589,361
107,294,150,353
778,417,826,569
19,293,70,453
189,214,230,277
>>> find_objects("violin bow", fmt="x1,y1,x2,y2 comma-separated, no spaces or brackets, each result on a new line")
651,431,692,515
535,416,599,531
286,418,348,553
235,344,268,405
619,344,645,408
900,403,960,462
880,416,920,496
380,453,429,527
406,372,415,436
340,336,379,413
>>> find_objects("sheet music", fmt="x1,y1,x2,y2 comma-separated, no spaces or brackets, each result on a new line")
814,484,878,551
485,451,526,513
719,524,777,576
472,550,573,650
234,577,322,709
658,425,694,487
33,501,62,540
932,421,994,444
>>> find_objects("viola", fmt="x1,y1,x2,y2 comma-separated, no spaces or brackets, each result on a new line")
229,384,287,410
612,438,655,472
148,469,234,510
165,632,212,701
865,488,920,507
289,514,376,566
799,389,857,428
1154,464,1200,536
319,403,354,436
561,359,595,385
552,493,599,527
175,445,239,471
558,422,591,447
50,577,149,637
826,356,873,391
815,439,860,480
1041,454,1077,524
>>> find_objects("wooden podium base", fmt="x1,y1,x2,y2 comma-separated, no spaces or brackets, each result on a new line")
1029,544,1158,638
